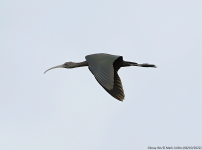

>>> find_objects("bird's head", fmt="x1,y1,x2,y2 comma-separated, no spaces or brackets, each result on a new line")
44,62,76,74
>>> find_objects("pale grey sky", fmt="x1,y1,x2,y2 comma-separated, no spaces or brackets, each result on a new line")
1,0,202,150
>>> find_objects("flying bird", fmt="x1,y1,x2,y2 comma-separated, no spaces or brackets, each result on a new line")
44,53,156,101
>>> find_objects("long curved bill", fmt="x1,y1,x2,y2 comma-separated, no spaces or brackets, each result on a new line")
44,64,63,74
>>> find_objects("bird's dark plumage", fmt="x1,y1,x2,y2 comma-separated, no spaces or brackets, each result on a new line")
44,53,156,101
101,57,125,101
88,56,125,101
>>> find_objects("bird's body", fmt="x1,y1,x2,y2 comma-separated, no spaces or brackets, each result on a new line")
44,53,156,101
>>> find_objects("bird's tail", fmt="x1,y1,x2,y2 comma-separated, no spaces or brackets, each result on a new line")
131,63,157,68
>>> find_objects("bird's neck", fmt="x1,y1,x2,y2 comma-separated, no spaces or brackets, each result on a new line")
73,61,88,68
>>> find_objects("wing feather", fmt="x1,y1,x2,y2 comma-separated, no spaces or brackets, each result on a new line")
85,53,120,90
96,71,125,101
86,54,125,101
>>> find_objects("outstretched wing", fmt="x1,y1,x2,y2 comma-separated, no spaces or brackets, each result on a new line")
88,67,125,101
86,54,125,101
85,53,120,90
103,71,125,101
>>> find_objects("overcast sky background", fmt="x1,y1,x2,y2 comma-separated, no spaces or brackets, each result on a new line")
1,0,202,150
